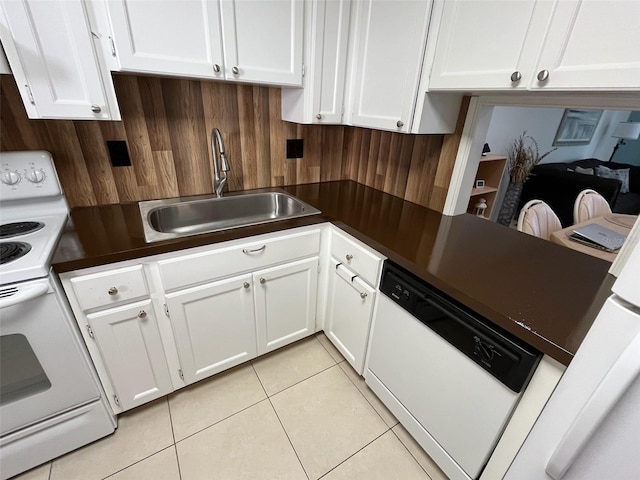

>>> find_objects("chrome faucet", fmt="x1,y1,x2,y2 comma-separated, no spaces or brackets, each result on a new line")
211,128,230,198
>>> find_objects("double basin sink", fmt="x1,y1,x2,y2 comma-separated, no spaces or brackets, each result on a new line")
139,191,321,243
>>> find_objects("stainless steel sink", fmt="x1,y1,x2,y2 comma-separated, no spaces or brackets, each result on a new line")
139,191,321,243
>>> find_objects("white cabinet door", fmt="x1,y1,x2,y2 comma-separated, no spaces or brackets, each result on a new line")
0,0,115,119
107,0,224,79
87,300,172,411
326,261,376,375
348,0,430,132
311,0,350,123
531,0,640,91
220,0,303,86
428,0,544,91
281,0,351,123
165,274,257,385
254,257,318,355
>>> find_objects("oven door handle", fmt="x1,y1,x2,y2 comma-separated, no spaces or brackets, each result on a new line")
0,283,49,309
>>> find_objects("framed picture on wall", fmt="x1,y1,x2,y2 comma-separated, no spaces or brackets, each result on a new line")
553,109,603,146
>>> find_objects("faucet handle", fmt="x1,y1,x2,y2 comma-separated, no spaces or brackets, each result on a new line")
220,153,230,172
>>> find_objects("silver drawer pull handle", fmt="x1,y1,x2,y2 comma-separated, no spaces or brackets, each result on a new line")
346,254,353,261
260,278,266,285
243,245,266,254
108,287,118,296
243,282,250,289
138,310,147,319
360,292,368,299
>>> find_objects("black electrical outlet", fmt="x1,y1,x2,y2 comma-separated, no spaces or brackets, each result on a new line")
106,140,132,167
286,139,304,159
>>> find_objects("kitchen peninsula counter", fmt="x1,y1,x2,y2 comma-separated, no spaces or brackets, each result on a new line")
53,180,612,366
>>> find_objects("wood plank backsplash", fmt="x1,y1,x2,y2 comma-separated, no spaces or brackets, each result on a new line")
0,74,466,209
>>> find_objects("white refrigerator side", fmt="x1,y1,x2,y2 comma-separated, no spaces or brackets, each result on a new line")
504,237,640,480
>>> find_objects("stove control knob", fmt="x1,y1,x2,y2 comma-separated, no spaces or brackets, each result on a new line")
26,169,46,184
1,170,21,185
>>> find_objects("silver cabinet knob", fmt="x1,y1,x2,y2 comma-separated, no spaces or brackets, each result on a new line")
510,71,522,82
213,64,221,73
259,277,266,284
396,120,404,128
91,104,101,113
243,282,250,289
316,113,322,120
360,292,368,299
232,66,239,75
137,310,147,319
346,254,353,261
108,287,118,296
537,69,549,81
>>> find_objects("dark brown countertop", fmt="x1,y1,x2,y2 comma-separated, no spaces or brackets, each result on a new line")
53,180,613,366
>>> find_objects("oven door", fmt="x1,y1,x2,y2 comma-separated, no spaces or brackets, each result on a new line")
0,276,100,436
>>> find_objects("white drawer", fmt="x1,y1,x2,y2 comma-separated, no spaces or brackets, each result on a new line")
331,229,382,286
70,265,149,311
159,229,321,291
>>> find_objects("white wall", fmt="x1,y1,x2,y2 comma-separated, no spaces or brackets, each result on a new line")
485,107,628,164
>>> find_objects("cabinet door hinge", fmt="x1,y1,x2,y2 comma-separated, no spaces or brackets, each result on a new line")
24,84,35,104
113,394,120,406
178,369,184,381
108,36,117,57
164,304,170,317
302,64,305,77
86,325,94,338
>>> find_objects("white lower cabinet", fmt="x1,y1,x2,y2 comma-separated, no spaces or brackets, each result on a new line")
326,260,376,374
87,300,173,411
61,225,323,414
254,257,319,355
165,274,257,385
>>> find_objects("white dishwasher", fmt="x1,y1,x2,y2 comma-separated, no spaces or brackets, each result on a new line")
365,262,541,480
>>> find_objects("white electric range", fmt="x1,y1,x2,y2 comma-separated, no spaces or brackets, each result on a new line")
0,151,115,479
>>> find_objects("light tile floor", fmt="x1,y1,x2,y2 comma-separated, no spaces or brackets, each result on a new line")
13,333,448,480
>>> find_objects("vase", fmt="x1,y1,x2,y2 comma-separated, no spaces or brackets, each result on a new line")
497,182,524,226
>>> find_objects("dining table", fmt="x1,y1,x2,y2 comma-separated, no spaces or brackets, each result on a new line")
550,213,638,262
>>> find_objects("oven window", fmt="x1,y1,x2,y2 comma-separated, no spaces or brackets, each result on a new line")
0,334,51,405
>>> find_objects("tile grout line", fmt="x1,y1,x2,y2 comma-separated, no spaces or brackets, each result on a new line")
259,360,340,398
46,461,52,480
390,427,435,480
165,398,183,480
99,445,177,480
314,333,345,363
250,363,311,480
316,428,391,479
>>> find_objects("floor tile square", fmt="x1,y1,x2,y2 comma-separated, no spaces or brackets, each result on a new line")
393,424,449,480
252,336,336,396
321,430,430,480
176,400,306,480
50,399,173,480
168,363,266,441
107,446,180,480
12,463,50,480
338,361,398,428
316,332,345,363
271,365,388,480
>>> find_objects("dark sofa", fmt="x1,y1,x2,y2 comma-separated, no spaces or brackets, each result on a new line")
518,159,640,227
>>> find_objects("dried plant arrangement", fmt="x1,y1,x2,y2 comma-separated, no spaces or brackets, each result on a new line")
507,131,557,184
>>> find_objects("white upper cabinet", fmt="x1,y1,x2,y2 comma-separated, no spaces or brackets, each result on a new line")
106,0,224,79
428,0,640,92
347,0,432,133
105,0,303,86
531,0,640,91
0,0,119,119
282,0,351,123
221,0,303,86
428,0,544,90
